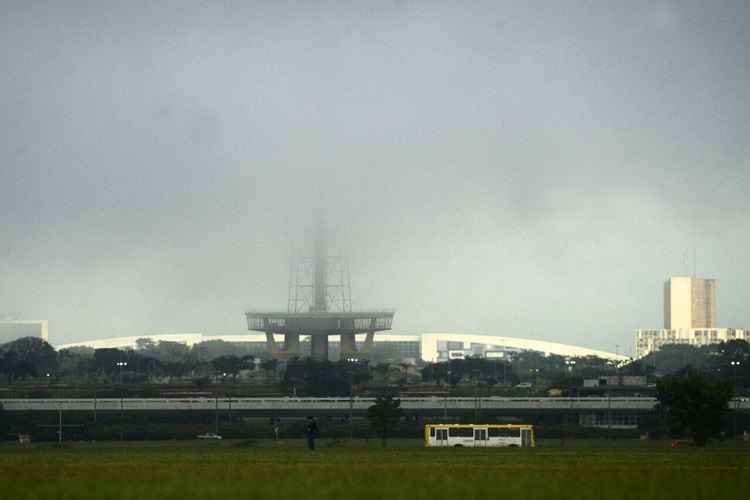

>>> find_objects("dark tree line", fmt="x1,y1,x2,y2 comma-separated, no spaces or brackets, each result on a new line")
640,340,750,387
2,334,748,403
284,358,372,397
420,354,620,389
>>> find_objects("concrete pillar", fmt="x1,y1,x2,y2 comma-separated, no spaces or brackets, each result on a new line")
265,332,277,354
284,333,300,357
362,331,375,353
311,335,329,361
340,333,356,357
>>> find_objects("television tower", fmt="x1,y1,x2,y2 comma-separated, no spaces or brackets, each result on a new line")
246,220,393,361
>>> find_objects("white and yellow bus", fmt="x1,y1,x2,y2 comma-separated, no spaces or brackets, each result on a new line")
425,424,535,448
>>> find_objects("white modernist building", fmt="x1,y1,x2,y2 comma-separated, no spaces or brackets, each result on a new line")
420,333,628,363
56,333,421,353
635,328,749,358
0,320,49,345
56,333,259,350
58,332,627,362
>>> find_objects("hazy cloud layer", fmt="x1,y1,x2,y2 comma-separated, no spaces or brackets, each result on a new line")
2,1,749,355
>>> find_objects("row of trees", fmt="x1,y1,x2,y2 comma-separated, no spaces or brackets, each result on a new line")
0,337,271,384
420,355,603,388
2,336,748,397
0,337,57,383
284,358,372,396
640,340,750,384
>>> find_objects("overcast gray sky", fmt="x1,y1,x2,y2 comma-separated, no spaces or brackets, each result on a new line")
2,1,749,355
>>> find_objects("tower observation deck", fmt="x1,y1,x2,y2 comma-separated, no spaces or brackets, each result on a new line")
245,223,395,361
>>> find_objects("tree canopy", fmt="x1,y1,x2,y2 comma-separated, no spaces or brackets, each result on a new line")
367,394,403,446
0,337,57,382
284,359,371,397
656,367,733,446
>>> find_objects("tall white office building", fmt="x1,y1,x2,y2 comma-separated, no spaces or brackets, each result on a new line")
636,277,746,358
663,277,716,329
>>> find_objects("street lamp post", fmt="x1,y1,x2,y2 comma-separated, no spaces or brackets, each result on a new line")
345,357,358,439
115,361,127,441
529,368,540,385
730,361,741,437
565,359,577,373
563,360,577,443
116,361,128,385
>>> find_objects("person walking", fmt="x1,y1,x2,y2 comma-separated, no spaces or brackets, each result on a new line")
306,416,319,450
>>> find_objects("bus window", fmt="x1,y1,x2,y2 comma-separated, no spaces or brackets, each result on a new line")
430,428,435,437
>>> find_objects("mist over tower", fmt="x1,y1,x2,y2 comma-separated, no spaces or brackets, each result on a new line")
313,222,328,313
246,219,394,361
287,222,352,315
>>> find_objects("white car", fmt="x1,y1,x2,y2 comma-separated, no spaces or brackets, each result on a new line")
197,433,222,440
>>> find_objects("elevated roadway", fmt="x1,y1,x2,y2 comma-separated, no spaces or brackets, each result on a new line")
2,397,748,416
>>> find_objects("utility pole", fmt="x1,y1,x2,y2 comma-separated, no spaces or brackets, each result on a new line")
443,391,448,421
215,396,219,435
58,401,63,444
92,387,97,442
473,370,480,423
120,396,124,441
349,370,354,439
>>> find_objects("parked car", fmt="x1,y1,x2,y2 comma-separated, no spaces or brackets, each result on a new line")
197,433,222,440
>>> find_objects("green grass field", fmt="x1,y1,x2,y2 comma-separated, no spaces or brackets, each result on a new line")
1,440,748,499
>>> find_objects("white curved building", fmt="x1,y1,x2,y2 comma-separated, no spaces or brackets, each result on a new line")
56,333,261,350
420,333,628,363
57,332,627,362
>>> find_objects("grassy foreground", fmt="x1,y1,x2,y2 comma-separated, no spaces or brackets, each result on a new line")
1,440,748,500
